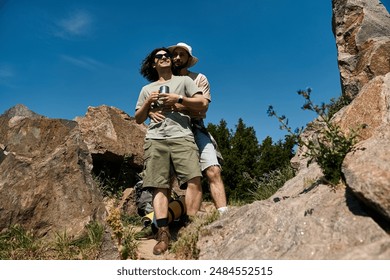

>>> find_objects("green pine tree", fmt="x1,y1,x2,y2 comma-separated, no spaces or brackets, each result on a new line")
207,118,296,203
256,135,295,176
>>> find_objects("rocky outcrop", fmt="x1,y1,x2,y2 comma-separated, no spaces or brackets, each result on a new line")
333,0,390,224
0,104,146,239
75,106,147,191
332,0,390,98
198,164,390,259
343,127,390,221
3,104,43,119
75,105,146,169
338,72,390,225
0,105,106,237
198,0,390,259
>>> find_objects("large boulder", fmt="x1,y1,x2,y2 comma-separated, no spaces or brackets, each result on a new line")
0,105,106,237
332,0,390,223
342,126,390,222
198,164,390,259
333,74,389,141
332,0,390,98
75,105,146,169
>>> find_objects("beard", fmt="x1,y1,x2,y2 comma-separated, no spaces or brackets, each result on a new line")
174,63,187,70
174,59,190,70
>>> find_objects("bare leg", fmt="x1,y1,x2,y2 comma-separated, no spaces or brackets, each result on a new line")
185,176,202,216
152,188,170,255
206,165,227,209
153,188,169,220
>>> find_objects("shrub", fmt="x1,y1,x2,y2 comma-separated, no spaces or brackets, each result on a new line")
106,207,139,259
268,88,363,185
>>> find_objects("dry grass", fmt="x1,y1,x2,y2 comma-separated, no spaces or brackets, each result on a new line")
171,210,219,260
0,222,105,260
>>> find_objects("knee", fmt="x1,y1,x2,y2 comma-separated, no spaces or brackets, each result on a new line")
205,165,221,182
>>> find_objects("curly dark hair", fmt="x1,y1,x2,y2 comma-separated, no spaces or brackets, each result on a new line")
140,47,171,82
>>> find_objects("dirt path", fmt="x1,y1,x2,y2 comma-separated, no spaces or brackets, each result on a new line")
137,237,176,260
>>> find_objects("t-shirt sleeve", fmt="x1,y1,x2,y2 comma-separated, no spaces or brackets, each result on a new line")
196,73,211,102
185,76,202,97
135,87,148,110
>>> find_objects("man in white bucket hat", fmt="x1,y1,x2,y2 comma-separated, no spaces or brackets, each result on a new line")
169,42,198,68
150,42,228,215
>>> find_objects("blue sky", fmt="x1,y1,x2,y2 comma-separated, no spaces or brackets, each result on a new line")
1,0,389,142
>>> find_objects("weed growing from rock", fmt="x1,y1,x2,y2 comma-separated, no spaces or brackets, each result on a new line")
247,164,295,201
171,210,219,260
268,88,363,185
106,207,138,259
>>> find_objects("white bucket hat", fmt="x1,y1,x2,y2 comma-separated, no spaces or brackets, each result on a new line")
168,42,199,68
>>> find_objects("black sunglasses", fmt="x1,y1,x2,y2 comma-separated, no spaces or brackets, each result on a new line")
154,53,171,59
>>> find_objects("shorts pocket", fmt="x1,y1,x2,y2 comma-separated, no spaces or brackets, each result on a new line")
183,137,199,156
143,140,153,160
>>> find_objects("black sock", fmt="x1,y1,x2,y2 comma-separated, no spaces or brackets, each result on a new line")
156,218,169,228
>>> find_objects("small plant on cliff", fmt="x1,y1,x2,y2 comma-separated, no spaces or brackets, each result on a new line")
268,88,363,185
171,210,219,260
247,164,295,201
106,207,138,259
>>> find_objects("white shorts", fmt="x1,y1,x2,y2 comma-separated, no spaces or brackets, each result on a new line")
193,127,221,172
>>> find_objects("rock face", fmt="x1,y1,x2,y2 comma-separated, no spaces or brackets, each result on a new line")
334,74,389,140
75,106,147,191
0,104,146,239
198,165,390,259
197,0,390,259
334,0,390,224
0,105,106,237
332,0,390,98
75,105,146,169
343,127,390,221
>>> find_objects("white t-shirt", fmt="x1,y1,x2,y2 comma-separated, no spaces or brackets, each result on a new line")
135,75,202,139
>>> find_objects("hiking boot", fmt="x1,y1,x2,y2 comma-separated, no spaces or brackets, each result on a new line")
153,226,170,255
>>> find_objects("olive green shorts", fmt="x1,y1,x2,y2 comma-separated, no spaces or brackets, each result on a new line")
142,137,201,189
